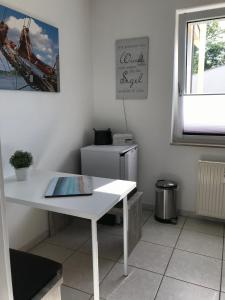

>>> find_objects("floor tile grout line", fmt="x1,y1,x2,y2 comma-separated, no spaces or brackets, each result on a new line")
151,219,224,235
80,210,156,298
76,232,124,262
116,235,222,268
165,275,221,293
98,259,119,292
98,229,123,237
118,249,223,289
77,248,121,263
141,219,224,260
62,256,117,298
180,227,224,238
138,237,224,260
174,246,223,261
44,239,90,252
118,258,222,293
94,213,152,237
45,232,91,248
117,260,165,276
219,225,225,300
62,222,117,263
136,239,175,249
62,257,118,298
62,224,122,298
62,284,92,297
141,211,153,226
153,217,187,300
28,239,47,253
143,218,185,229
62,231,96,265
99,221,182,241
29,239,78,265
93,210,154,298
98,211,153,237
61,250,77,264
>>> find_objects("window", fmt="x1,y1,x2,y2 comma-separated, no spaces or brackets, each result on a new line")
172,6,225,147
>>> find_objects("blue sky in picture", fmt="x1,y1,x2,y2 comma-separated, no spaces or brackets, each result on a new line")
0,4,59,71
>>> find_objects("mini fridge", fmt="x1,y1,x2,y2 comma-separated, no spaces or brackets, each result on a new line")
81,144,138,183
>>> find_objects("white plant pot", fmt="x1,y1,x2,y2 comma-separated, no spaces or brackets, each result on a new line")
15,167,29,181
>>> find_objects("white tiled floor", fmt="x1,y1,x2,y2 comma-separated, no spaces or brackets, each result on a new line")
63,252,114,294
166,249,221,290
142,220,181,247
30,242,73,263
176,230,223,259
80,232,123,261
29,212,225,300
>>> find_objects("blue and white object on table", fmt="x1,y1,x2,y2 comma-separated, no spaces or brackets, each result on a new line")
45,176,93,198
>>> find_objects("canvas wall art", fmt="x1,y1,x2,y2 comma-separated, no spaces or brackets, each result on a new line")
0,5,60,92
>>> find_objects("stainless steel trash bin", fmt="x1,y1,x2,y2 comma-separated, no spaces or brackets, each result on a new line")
155,179,178,224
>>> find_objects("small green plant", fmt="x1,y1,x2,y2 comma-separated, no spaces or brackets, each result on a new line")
9,150,33,169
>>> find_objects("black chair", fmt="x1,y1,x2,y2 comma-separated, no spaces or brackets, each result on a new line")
10,249,63,300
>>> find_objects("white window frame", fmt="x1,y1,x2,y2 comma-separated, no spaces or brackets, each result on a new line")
171,6,225,147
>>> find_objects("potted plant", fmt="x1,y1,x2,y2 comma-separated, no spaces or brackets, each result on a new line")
9,150,33,181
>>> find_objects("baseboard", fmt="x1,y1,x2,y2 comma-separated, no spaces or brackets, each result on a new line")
177,209,196,217
142,203,195,217
19,230,49,252
141,202,225,222
142,203,153,211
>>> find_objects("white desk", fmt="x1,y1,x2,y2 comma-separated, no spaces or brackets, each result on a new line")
4,169,136,300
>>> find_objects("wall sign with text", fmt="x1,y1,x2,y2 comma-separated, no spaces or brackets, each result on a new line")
116,37,149,99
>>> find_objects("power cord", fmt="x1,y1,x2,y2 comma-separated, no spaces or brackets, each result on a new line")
122,98,128,132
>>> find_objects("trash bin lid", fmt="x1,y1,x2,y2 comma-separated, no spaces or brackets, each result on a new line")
156,180,177,189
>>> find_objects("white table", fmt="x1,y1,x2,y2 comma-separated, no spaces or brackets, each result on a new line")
4,169,136,300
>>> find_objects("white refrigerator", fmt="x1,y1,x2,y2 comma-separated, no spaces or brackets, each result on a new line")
81,144,138,183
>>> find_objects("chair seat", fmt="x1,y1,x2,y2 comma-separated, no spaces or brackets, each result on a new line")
10,249,62,300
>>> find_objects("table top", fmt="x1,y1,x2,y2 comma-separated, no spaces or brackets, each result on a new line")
4,169,136,221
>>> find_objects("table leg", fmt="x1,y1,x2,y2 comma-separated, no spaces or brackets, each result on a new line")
91,219,100,300
123,196,128,276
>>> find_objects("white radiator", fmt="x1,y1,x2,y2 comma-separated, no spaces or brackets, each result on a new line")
197,160,225,219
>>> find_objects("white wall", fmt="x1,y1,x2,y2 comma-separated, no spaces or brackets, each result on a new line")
0,0,93,248
92,0,225,213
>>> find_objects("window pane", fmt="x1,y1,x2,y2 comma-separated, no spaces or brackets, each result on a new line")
186,19,225,94
183,95,225,134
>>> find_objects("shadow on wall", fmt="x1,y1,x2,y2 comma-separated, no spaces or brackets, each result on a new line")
36,129,92,173
58,129,93,174
2,127,92,178
51,128,94,173
58,149,81,174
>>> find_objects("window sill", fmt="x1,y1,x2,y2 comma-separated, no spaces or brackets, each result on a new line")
170,140,225,148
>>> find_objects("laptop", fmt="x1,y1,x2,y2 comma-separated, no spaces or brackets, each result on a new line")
45,176,93,198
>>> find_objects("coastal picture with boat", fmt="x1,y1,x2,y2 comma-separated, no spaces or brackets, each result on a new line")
0,5,60,92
